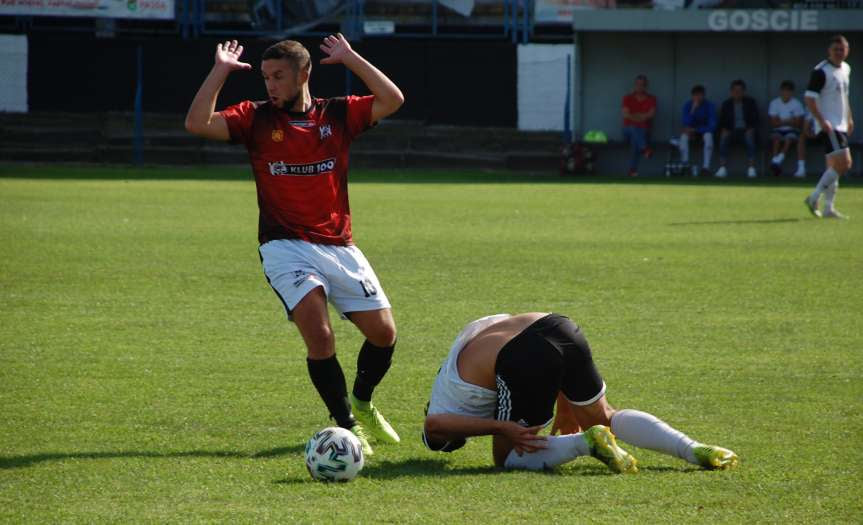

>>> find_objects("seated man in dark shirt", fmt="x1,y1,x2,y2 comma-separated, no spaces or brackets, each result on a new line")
716,79,760,179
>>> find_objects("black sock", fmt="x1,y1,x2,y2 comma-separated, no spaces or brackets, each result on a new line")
307,355,355,429
352,339,396,402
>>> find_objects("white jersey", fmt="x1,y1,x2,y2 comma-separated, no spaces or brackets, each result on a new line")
768,96,806,131
426,314,511,419
805,59,851,134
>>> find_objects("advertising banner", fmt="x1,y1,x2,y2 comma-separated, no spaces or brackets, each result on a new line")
0,0,174,20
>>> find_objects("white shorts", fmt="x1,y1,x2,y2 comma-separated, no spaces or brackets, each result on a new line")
259,239,391,320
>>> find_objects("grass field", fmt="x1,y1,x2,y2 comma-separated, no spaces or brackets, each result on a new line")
1,164,861,523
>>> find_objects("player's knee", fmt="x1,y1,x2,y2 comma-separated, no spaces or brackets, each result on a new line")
304,324,335,359
367,322,397,348
833,157,851,173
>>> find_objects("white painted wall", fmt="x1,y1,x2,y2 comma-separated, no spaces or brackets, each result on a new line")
517,44,572,131
0,35,28,113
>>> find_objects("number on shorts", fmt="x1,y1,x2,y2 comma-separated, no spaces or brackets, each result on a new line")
359,279,378,298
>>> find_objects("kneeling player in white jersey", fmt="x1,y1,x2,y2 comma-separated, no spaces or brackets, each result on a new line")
804,35,854,220
422,313,738,473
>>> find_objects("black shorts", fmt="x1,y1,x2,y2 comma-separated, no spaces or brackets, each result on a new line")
816,130,849,155
771,128,799,141
494,314,605,427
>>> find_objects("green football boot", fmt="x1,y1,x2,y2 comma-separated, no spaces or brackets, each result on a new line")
350,423,374,457
351,394,401,444
583,425,638,474
693,445,738,470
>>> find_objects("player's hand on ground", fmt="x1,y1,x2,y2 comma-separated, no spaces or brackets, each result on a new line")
320,33,354,65
215,40,252,72
501,422,547,455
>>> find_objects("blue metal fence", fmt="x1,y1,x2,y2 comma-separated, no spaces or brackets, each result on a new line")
4,1,533,43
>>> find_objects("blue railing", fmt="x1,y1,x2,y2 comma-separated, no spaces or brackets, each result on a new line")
3,1,533,43
180,0,533,42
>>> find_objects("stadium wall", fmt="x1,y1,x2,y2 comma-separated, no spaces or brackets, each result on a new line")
517,44,573,132
574,31,862,143
24,35,517,127
0,34,27,112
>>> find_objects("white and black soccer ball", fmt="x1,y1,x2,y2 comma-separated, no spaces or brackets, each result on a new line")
305,426,364,482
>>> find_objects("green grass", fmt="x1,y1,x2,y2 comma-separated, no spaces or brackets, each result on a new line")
1,164,861,523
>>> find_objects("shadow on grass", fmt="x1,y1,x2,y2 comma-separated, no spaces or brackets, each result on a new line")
669,217,806,226
273,458,497,485
0,443,306,470
2,163,859,187
274,458,702,485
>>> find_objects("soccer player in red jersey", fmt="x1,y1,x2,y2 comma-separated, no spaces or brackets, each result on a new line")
184,35,404,455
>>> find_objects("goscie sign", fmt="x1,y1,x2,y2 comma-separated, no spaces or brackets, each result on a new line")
708,10,819,32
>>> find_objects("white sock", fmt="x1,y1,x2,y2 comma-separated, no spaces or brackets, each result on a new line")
798,160,806,171
774,152,785,164
678,134,689,163
504,433,590,471
811,168,838,199
610,409,699,465
702,132,714,168
824,180,838,211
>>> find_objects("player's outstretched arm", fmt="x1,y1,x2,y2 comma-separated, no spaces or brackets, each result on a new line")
319,33,404,123
424,414,546,454
185,40,252,141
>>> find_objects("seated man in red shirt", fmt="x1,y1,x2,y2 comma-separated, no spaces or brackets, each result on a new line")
621,74,657,177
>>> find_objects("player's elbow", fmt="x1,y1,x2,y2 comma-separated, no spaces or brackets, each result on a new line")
184,116,200,136
424,415,441,437
385,89,405,114
424,415,452,444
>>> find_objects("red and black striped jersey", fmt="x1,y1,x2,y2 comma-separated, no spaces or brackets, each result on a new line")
220,95,374,245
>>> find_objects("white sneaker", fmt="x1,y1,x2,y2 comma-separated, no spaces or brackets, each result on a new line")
823,208,849,220
714,166,728,178
804,195,822,218
793,169,806,179
669,138,680,147
747,166,757,178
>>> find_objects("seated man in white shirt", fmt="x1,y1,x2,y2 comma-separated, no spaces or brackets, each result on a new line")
768,80,807,177
422,312,738,473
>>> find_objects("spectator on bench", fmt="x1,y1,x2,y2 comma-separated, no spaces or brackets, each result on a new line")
674,84,716,177
621,74,657,177
717,79,759,179
768,80,806,177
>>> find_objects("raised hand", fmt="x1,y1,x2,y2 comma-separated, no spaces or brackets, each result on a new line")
320,33,354,65
215,40,252,72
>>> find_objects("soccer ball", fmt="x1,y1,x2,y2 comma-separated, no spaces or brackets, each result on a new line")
305,426,364,482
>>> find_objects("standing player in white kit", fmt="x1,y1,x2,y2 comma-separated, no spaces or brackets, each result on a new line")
803,35,854,220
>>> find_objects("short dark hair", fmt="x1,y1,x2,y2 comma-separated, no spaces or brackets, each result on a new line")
780,80,795,91
635,74,648,83
829,34,848,46
691,85,705,95
262,40,311,71
731,79,746,90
